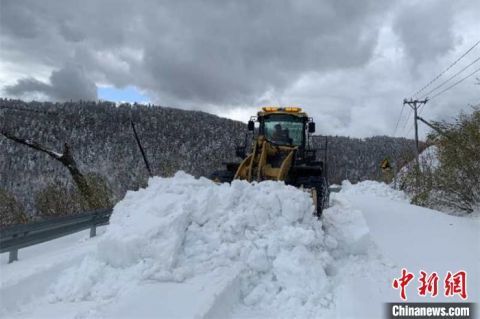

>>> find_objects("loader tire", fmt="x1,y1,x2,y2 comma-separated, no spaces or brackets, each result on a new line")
297,176,329,217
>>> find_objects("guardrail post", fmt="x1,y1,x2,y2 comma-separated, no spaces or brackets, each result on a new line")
9,249,18,263
90,225,96,238
1,209,112,259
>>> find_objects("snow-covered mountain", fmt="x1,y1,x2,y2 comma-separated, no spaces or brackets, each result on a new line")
0,99,416,216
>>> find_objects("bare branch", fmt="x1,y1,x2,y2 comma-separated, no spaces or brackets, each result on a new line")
0,129,63,160
0,129,98,210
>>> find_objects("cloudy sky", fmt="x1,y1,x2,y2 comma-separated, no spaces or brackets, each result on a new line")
1,0,479,138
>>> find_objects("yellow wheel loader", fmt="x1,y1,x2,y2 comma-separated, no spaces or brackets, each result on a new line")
210,107,329,216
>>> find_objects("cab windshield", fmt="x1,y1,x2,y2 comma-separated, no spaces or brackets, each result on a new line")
263,115,304,146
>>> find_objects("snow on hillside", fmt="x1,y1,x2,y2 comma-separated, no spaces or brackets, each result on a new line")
1,174,479,319
406,145,439,170
396,145,439,181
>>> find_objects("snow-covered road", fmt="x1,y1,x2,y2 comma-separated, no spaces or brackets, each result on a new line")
348,190,480,289
1,174,478,319
333,181,480,318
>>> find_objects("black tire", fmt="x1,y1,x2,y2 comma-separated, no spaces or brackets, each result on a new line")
209,170,235,183
296,175,329,217
316,177,330,216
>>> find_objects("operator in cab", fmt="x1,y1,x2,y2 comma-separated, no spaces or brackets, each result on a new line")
271,124,292,144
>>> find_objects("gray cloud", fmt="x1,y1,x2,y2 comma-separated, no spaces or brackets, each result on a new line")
393,0,456,67
5,64,97,101
3,78,51,96
0,0,478,137
0,0,389,105
0,1,42,39
139,0,388,104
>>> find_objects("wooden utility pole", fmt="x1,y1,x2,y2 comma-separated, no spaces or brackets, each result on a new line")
403,98,428,166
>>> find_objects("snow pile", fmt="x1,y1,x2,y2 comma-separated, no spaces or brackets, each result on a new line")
340,180,408,202
322,194,371,257
4,173,478,318
49,172,332,316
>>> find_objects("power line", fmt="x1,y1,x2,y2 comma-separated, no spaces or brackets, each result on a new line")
410,39,480,98
392,102,406,136
403,109,416,138
403,98,428,166
396,100,419,137
405,122,414,137
422,55,480,99
402,107,413,131
429,66,480,100
417,58,480,118
399,39,480,135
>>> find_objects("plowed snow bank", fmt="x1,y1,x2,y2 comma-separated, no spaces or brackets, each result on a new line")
49,172,332,316
341,180,408,202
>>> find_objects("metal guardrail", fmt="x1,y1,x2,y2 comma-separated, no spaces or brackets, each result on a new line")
0,208,112,263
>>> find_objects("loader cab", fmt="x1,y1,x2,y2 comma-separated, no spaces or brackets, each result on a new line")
260,114,305,146
248,107,314,150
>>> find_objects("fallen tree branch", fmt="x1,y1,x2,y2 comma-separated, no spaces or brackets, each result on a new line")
1,129,97,209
